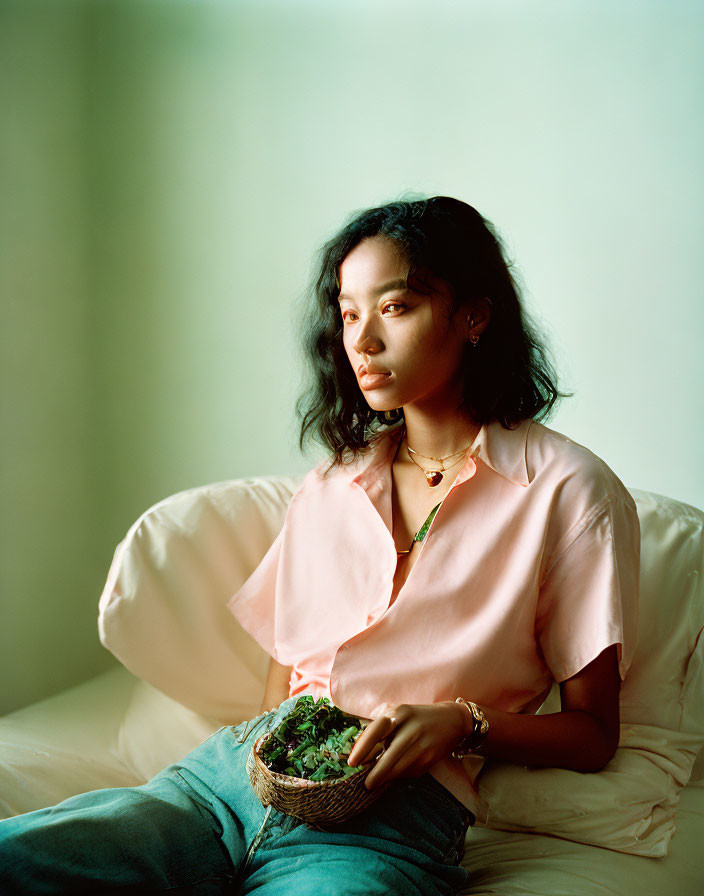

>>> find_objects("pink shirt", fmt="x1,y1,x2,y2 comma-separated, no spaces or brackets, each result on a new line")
227,418,640,821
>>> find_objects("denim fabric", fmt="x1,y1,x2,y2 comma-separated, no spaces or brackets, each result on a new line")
0,695,473,895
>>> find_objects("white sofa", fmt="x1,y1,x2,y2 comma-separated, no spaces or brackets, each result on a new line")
1,475,703,895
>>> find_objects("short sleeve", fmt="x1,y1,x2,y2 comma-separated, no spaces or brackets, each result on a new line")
535,494,640,683
226,525,284,661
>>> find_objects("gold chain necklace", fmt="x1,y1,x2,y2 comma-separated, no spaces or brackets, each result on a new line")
404,431,478,488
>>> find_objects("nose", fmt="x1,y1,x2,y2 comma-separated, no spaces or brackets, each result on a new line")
352,314,383,356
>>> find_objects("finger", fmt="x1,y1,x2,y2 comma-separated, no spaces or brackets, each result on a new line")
365,736,425,790
348,715,399,767
347,725,386,767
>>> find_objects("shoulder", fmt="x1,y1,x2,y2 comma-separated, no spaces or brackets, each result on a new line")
302,425,399,488
526,420,637,524
287,439,378,505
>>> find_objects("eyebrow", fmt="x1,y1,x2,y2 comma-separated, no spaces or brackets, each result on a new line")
337,278,408,303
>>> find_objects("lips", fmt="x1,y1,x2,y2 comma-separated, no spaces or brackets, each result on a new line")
358,363,391,377
358,368,392,391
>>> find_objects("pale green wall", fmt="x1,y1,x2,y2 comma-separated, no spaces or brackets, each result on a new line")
1,0,702,714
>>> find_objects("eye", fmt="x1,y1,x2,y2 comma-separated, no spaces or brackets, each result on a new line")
340,302,405,324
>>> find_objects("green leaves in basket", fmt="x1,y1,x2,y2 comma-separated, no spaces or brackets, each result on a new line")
259,696,370,782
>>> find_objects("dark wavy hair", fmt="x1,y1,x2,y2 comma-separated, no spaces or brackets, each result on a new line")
295,194,572,471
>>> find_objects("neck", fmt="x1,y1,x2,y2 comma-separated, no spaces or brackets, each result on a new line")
397,405,481,462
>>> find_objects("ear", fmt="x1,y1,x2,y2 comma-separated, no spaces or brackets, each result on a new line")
464,297,492,342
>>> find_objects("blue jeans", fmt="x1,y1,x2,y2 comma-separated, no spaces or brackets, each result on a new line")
0,695,474,894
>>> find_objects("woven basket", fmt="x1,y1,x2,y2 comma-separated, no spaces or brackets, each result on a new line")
247,729,390,828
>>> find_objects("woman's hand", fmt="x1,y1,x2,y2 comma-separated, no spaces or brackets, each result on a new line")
347,701,466,790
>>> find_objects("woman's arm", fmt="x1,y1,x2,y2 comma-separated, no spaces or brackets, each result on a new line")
347,644,621,790
259,657,293,714
467,643,621,773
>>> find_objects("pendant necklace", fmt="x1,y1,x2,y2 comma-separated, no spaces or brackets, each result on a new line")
405,437,477,487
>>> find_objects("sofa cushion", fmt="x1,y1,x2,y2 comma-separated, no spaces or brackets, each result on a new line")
459,778,704,896
98,476,303,723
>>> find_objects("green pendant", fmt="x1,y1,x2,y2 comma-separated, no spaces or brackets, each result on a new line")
412,501,443,544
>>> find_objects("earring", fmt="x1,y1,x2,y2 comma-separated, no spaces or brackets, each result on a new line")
468,316,479,346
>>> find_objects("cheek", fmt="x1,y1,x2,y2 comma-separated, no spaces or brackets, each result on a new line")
406,325,451,359
342,329,353,356
342,330,358,369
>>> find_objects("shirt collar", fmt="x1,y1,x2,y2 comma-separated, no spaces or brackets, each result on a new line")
349,418,532,490
469,417,532,487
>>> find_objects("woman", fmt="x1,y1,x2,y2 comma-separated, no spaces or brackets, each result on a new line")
0,196,639,895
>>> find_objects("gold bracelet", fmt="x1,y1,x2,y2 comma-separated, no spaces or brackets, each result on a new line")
451,697,490,760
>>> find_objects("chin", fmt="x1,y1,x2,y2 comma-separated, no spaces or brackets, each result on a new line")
364,400,397,414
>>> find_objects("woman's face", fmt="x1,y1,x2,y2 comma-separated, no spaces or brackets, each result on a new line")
337,235,473,415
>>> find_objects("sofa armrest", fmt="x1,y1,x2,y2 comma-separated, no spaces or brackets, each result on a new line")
0,665,226,818
0,667,141,817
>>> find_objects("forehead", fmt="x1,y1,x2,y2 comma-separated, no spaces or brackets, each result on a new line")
338,237,408,289
337,237,452,305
